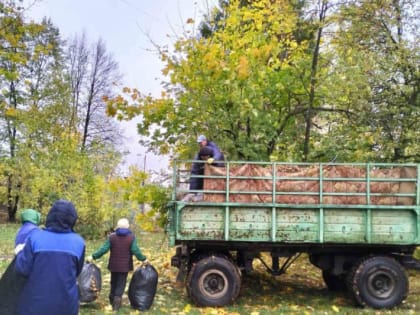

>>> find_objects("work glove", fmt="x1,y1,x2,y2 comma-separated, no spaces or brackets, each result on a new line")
142,259,150,266
86,255,94,263
207,158,215,164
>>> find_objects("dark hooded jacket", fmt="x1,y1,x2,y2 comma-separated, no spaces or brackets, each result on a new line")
15,200,85,315
189,144,225,190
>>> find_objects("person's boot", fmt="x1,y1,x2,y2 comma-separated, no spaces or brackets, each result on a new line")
112,296,122,311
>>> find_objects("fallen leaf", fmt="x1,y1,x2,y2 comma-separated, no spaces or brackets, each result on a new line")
332,305,340,312
183,303,191,313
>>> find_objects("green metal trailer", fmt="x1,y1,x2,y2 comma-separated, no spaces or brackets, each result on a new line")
168,161,420,309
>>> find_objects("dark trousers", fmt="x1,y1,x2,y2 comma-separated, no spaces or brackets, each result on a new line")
109,272,128,303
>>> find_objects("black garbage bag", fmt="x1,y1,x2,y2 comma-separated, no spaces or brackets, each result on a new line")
0,257,26,315
78,262,102,303
128,264,158,311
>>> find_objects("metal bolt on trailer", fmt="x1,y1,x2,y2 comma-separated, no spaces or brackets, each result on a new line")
167,161,420,308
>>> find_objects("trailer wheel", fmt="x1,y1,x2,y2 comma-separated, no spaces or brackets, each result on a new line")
322,270,347,291
187,255,241,306
347,256,408,309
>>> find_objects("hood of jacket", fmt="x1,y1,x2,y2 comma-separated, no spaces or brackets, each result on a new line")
45,200,78,232
21,208,41,225
115,228,132,236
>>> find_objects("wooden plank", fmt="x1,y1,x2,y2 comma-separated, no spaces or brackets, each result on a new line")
371,210,416,243
324,210,364,224
276,209,319,241
370,232,416,244
179,206,224,240
179,229,224,240
323,233,366,243
176,204,418,244
277,209,318,223
230,208,271,222
276,230,318,242
181,207,224,221
323,209,366,242
229,229,271,241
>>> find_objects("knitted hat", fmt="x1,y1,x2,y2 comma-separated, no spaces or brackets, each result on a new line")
197,135,207,143
116,218,130,229
21,209,41,225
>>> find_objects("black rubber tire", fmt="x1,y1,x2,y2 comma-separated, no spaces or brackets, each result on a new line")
347,256,408,309
322,270,347,291
186,255,241,307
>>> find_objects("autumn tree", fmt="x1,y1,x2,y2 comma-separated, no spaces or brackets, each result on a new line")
107,0,418,164
0,1,65,220
103,166,170,232
66,34,123,153
107,0,313,161
0,2,124,224
319,1,420,162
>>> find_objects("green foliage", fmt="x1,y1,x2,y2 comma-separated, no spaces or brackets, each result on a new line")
106,0,419,165
2,0,418,233
0,2,65,220
0,1,126,227
107,0,310,161
321,0,420,162
104,166,171,232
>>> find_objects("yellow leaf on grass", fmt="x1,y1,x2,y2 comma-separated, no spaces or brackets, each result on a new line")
104,305,113,312
183,303,192,313
250,312,260,315
204,308,220,315
332,305,340,312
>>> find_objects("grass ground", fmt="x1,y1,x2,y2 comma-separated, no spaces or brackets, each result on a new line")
1,223,419,314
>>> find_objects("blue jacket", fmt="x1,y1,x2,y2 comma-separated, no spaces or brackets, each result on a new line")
206,141,224,162
190,141,225,190
15,222,39,247
15,200,85,315
15,209,41,249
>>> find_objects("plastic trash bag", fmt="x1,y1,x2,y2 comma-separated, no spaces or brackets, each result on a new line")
78,263,102,303
0,257,26,315
128,264,158,310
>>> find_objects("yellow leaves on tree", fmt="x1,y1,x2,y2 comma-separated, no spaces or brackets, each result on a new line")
203,50,221,73
236,55,250,80
4,107,18,118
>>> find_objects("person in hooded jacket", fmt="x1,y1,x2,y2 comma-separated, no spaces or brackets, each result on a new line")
183,144,225,202
196,134,223,161
89,218,147,311
0,209,41,315
15,208,41,254
15,200,85,315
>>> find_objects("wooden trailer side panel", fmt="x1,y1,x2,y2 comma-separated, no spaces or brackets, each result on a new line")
176,205,418,245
